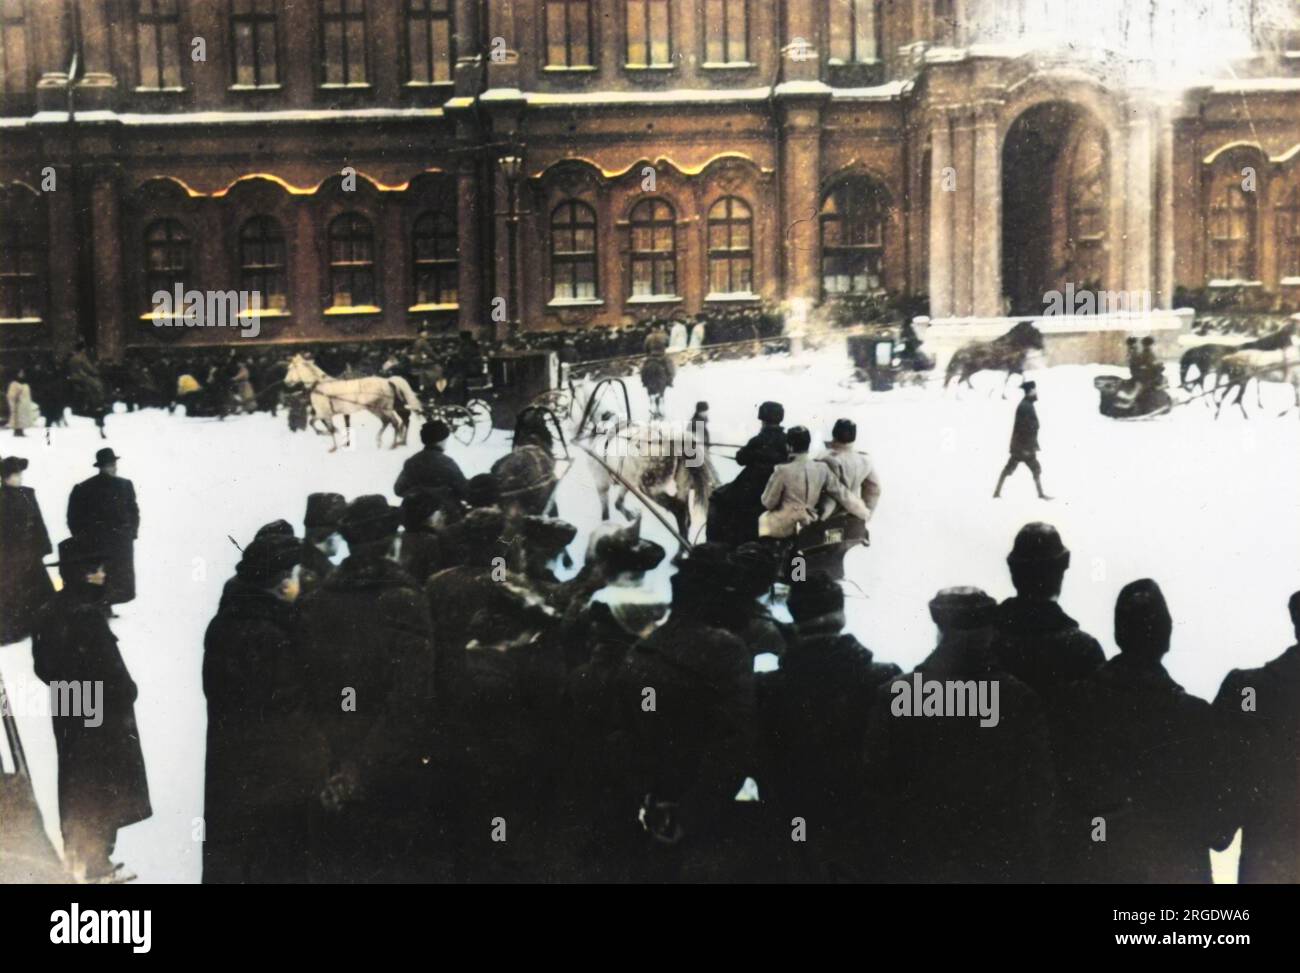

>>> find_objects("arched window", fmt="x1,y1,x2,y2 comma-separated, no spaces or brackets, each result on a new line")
328,213,376,308
1208,179,1257,282
239,216,287,310
0,189,42,321
144,219,191,308
551,201,597,301
1276,184,1300,281
706,196,754,296
412,211,458,306
628,199,677,298
827,0,879,63
820,177,886,296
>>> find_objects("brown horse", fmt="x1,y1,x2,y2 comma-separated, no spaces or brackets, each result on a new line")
640,355,674,418
943,321,1045,397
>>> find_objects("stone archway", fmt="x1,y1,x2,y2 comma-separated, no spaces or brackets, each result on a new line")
1001,101,1110,315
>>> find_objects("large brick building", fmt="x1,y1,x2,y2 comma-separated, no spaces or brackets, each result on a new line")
2,0,1300,360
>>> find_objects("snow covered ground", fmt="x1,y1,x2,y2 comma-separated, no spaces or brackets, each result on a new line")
3,345,1297,883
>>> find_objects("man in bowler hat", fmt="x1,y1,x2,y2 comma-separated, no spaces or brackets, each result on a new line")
993,381,1050,500
67,448,140,609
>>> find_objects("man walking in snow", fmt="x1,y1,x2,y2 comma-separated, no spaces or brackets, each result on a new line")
993,381,1050,500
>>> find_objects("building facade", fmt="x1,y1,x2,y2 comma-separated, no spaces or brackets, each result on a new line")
2,0,1300,359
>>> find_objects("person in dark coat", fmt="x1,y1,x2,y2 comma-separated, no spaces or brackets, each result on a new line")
864,587,1053,883
619,544,757,881
67,448,140,606
397,490,444,585
992,523,1105,706
993,381,1050,500
708,401,788,545
758,572,900,880
31,537,151,881
203,534,328,884
1212,591,1300,883
393,420,467,505
1057,579,1233,883
297,495,437,882
301,492,346,597
0,456,54,645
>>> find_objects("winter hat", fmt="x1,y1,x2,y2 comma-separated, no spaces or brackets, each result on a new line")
253,519,296,542
465,473,500,508
596,533,666,576
831,419,857,444
1007,522,1070,567
400,491,444,529
929,587,998,631
1,456,29,477
304,492,347,529
733,542,779,597
1021,381,1037,394
520,516,578,559
237,534,302,587
1114,578,1171,659
421,420,451,446
54,536,108,585
786,426,812,454
788,571,845,624
339,495,402,546
93,448,120,468
758,401,785,424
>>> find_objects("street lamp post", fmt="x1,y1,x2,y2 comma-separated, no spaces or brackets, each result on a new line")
498,154,523,340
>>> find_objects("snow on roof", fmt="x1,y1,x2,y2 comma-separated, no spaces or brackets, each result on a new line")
27,106,445,127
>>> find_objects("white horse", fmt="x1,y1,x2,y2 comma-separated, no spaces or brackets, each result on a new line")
1214,326,1300,420
284,354,422,450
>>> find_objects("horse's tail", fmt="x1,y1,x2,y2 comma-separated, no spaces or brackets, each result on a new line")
1178,350,1193,390
387,375,423,414
943,350,965,388
681,438,718,526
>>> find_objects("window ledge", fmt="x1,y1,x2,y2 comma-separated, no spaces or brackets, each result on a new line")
229,83,283,92
237,308,291,318
704,292,761,303
402,80,454,88
543,65,598,73
318,83,373,90
701,61,756,70
623,64,676,72
0,317,41,325
134,86,186,94
547,297,604,308
1279,277,1300,287
626,294,682,305
408,303,459,313
827,57,880,66
1207,279,1264,289
324,305,383,316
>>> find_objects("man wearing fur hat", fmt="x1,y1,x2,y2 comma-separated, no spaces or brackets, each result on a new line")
708,401,788,545
297,495,436,881
393,420,467,506
31,537,152,882
301,492,347,595
203,533,327,883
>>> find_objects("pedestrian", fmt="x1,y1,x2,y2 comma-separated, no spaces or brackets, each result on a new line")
203,533,327,883
31,537,152,882
393,419,467,506
0,456,54,645
1212,591,1300,883
7,367,38,437
993,380,1050,500
67,448,140,610
301,491,346,596
690,401,710,449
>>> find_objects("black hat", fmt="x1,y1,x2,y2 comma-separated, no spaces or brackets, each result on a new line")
53,536,108,583
0,455,29,477
465,473,500,508
758,401,785,424
1126,336,1138,344
1141,336,1155,346
304,492,347,529
400,491,443,528
694,401,709,413
788,571,845,623
1021,381,1037,393
831,418,857,444
786,426,812,453
339,494,402,545
596,533,666,575
1007,522,1070,566
673,543,743,593
421,420,451,446
733,542,779,595
520,515,578,557
236,534,301,586
253,519,295,542
1115,578,1171,656
929,587,998,630
93,448,120,467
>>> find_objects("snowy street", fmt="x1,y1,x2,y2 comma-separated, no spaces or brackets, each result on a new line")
3,346,1297,883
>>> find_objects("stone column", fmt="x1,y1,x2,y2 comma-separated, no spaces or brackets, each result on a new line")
928,107,954,318
1156,108,1176,308
951,107,975,317
1124,108,1155,299
777,96,826,313
89,167,125,361
972,100,1002,316
456,158,482,335
45,166,80,353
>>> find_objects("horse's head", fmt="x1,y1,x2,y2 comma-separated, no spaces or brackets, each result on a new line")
1009,321,1045,350
285,353,326,388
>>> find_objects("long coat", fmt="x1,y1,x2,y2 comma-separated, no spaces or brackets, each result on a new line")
393,445,468,502
760,453,868,539
0,483,54,645
1058,655,1232,883
992,597,1105,708
67,472,139,605
1213,645,1300,883
708,425,787,545
1009,398,1040,456
31,589,152,845
6,380,38,429
202,582,328,883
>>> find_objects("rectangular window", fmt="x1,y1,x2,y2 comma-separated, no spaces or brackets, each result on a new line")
704,0,747,64
321,0,368,86
546,0,593,68
406,0,453,84
0,0,29,97
626,0,672,68
828,0,877,64
137,0,183,90
232,0,278,87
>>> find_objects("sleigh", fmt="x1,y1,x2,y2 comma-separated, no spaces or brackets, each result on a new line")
782,514,869,583
1094,375,1173,420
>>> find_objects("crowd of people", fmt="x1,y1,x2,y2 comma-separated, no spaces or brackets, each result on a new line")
3,386,1297,885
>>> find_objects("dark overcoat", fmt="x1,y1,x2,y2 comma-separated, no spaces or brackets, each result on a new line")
67,473,139,605
0,483,54,644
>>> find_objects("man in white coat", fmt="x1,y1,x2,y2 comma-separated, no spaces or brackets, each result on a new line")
816,418,881,526
759,426,869,539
